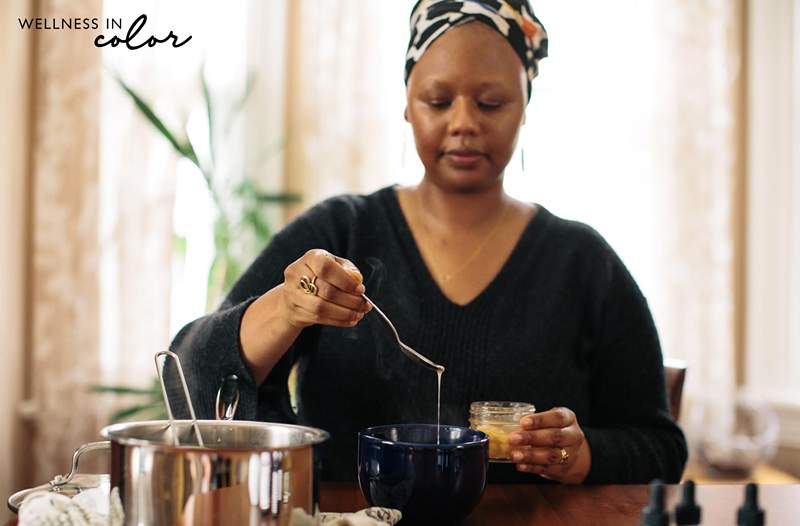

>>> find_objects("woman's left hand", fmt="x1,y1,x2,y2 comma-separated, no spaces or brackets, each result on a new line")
507,406,592,484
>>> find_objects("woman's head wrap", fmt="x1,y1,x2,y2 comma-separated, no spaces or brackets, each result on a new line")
405,0,548,101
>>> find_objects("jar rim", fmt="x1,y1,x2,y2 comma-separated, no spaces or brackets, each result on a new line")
469,401,536,414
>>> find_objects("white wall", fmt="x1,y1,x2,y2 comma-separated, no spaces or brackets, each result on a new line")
0,0,32,518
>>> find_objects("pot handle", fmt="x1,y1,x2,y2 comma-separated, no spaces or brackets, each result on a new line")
215,374,240,421
49,441,110,488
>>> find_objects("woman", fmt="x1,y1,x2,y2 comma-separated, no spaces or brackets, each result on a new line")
169,0,687,484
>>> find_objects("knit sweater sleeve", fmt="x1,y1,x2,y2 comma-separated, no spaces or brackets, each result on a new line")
166,196,353,422
580,233,688,484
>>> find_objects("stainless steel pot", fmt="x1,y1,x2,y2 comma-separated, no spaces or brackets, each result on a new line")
9,420,329,525
8,352,330,525
108,419,328,525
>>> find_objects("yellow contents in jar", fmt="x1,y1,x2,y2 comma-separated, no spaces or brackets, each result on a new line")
474,423,515,460
470,401,536,462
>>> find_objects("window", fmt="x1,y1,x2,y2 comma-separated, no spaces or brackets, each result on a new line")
98,0,251,380
743,0,800,444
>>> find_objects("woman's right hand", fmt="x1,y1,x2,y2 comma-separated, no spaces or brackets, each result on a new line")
240,249,371,384
279,249,371,329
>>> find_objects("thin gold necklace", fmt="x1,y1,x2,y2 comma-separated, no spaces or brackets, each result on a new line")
415,191,511,284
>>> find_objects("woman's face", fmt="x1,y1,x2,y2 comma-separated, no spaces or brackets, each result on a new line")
407,21,527,193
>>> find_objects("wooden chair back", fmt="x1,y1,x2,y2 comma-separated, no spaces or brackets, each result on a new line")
664,358,687,420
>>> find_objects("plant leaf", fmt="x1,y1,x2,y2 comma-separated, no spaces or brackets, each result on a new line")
110,402,164,423
243,207,271,243
206,251,227,311
139,406,169,421
225,73,257,136
222,253,243,292
173,234,187,257
113,74,187,160
181,130,203,172
234,179,301,204
253,192,302,203
200,65,215,168
89,384,159,395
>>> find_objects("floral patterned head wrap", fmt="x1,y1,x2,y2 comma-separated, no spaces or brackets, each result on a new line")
405,0,548,101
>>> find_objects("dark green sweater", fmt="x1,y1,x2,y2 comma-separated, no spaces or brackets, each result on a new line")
169,185,687,483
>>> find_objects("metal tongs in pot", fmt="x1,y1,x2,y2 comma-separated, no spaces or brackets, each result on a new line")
363,294,445,373
155,350,205,447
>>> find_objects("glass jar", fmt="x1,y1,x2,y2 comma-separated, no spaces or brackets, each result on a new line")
469,401,536,462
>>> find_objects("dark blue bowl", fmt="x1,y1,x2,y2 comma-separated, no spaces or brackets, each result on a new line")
358,424,489,523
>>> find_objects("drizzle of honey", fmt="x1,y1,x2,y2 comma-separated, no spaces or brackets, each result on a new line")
436,367,444,444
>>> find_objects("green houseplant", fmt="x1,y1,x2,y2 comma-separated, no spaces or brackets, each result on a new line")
91,69,300,421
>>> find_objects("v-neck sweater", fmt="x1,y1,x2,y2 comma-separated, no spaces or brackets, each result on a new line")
168,185,687,484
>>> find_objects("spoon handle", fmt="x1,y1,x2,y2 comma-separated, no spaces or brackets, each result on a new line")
362,294,445,372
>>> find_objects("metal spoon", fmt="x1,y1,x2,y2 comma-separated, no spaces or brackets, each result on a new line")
363,294,445,372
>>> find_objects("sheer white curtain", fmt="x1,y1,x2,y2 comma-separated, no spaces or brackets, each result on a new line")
279,0,414,216
24,0,255,482
647,0,744,432
98,0,256,378
100,0,208,385
507,1,744,426
27,0,106,486
744,0,800,467
1,0,34,507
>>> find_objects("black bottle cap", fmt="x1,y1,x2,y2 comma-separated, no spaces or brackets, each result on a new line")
737,483,765,526
640,479,669,526
675,480,702,525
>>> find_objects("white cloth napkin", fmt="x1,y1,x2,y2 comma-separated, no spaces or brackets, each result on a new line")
292,507,402,526
19,487,399,526
18,487,124,526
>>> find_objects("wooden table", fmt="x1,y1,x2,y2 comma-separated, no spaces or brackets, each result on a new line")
7,483,800,525
683,460,800,484
321,482,800,525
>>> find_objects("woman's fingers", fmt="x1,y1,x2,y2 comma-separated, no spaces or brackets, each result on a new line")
510,446,572,466
521,407,575,430
506,406,590,483
507,406,582,470
516,462,565,477
304,250,364,294
299,250,368,310
507,408,579,447
310,272,369,311
291,297,365,327
328,253,364,284
282,249,371,329
507,425,580,448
